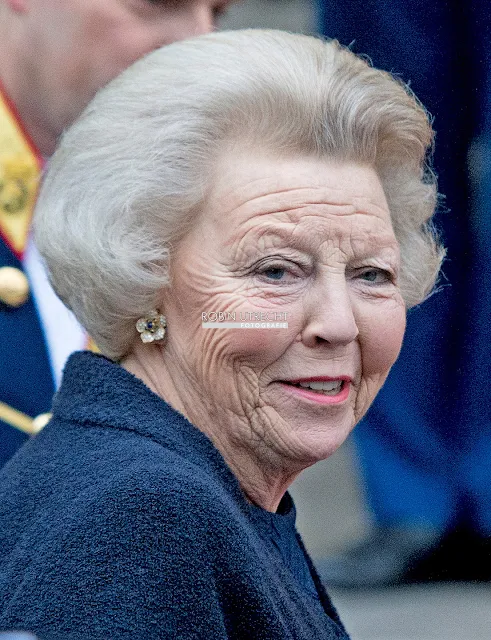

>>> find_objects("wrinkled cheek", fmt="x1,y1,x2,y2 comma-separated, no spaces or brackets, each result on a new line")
183,328,285,416
203,327,294,369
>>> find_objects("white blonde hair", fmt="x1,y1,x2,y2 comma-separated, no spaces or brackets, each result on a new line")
34,30,443,360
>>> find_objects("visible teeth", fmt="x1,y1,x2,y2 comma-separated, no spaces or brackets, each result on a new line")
298,380,343,393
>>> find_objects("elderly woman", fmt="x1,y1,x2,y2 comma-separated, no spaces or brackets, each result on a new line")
0,30,442,639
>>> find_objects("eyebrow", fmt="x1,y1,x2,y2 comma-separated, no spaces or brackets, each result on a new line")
228,222,400,263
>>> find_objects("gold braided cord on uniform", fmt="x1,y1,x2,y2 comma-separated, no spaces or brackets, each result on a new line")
0,401,39,434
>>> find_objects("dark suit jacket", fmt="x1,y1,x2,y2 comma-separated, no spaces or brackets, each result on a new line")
0,352,349,640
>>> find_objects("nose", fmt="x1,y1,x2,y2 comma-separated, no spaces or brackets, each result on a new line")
301,275,359,348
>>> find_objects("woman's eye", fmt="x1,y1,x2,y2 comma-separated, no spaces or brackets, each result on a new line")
255,261,303,283
357,268,392,284
262,267,287,281
251,258,308,284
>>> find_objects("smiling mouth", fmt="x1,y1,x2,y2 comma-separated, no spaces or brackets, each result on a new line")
287,380,345,395
279,377,352,399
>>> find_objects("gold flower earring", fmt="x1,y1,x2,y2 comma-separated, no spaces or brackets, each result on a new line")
136,309,167,343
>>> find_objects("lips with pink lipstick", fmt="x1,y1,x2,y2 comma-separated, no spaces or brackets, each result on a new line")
277,376,352,404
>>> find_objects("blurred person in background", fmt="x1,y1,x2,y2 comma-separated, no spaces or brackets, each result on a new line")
0,0,234,467
318,0,491,587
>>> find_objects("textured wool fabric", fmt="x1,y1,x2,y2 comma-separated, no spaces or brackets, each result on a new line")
0,352,349,640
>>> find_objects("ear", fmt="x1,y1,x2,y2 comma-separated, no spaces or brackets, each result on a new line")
4,0,29,13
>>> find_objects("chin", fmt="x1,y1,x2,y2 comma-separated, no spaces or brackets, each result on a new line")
279,414,356,467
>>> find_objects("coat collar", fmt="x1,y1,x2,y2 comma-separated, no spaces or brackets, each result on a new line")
53,350,244,502
54,351,301,526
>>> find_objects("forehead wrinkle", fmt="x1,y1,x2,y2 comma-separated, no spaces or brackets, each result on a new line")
225,210,395,255
228,222,297,259
211,182,390,224
297,216,400,262
225,203,395,252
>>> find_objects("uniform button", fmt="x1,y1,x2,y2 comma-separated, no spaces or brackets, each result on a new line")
31,412,52,434
0,266,29,307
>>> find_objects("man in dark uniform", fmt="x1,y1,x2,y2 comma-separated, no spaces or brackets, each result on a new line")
318,0,491,585
0,0,234,466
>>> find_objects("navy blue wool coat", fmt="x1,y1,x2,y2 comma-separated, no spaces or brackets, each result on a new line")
0,352,349,640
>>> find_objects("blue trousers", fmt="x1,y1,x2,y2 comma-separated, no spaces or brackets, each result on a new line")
318,0,491,534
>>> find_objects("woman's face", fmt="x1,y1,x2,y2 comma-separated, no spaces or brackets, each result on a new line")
160,152,406,468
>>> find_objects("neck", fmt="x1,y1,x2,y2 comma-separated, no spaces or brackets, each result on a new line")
0,24,57,156
122,345,304,513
